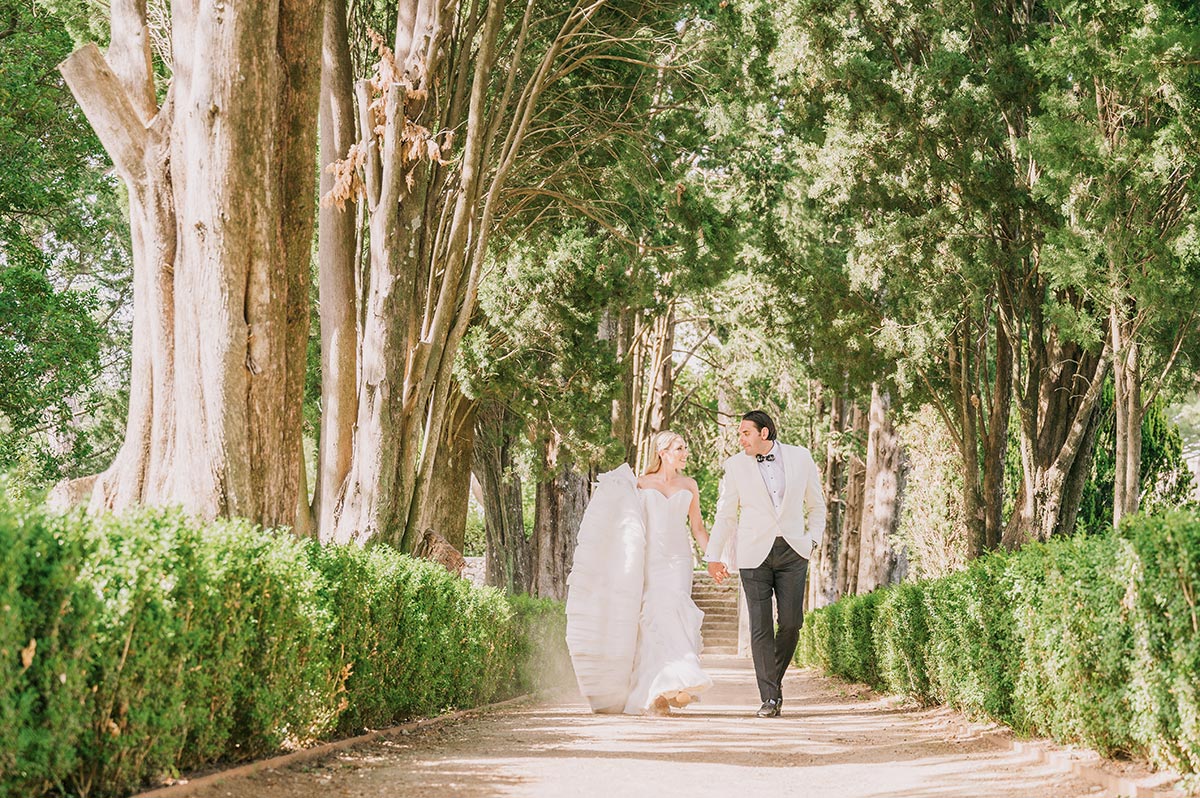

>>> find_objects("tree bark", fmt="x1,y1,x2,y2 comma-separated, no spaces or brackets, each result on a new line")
60,0,321,529
1005,293,1112,546
313,0,359,538
855,386,902,593
835,404,867,599
415,391,476,551
473,400,531,593
810,388,846,609
532,433,590,600
1111,304,1144,527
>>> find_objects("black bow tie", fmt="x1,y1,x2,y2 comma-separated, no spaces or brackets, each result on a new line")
756,453,775,462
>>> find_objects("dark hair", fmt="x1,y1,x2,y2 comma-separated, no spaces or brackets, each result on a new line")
742,410,777,441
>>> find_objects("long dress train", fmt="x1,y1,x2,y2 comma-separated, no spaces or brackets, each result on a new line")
565,465,712,715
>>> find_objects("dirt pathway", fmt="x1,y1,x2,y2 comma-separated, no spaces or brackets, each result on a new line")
183,655,1156,798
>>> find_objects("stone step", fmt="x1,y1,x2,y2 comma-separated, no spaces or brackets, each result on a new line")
695,598,736,607
698,612,737,623
702,641,739,651
700,619,734,633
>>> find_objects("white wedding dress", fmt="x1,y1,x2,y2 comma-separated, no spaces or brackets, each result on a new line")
565,465,712,715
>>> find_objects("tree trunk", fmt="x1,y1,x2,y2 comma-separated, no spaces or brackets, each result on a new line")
855,386,901,594
835,404,867,599
532,433,590,600
948,314,987,559
646,302,675,435
1005,305,1111,546
602,307,636,462
328,0,616,549
982,310,1013,551
1111,305,1144,527
60,0,321,529
473,401,531,593
415,391,476,551
313,0,359,538
810,389,846,609
1058,394,1103,540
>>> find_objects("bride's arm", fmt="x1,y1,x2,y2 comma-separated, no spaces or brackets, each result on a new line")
685,479,710,551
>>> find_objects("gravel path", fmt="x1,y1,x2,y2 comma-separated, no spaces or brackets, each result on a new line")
182,655,1152,798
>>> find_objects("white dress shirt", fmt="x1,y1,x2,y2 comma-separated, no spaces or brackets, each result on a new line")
756,442,785,511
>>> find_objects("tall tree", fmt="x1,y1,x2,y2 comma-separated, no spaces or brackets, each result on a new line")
322,1,695,549
1028,0,1200,527
58,0,323,528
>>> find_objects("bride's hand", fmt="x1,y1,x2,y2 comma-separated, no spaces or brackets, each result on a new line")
707,561,728,584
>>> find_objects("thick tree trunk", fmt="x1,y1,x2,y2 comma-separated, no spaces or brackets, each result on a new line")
313,0,359,538
835,404,867,599
532,434,590,600
473,401,531,593
415,392,476,551
1059,395,1103,540
60,0,321,529
1005,315,1111,546
947,315,987,559
982,314,1013,551
855,386,902,594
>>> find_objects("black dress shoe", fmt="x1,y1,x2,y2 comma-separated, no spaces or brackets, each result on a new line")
755,699,782,718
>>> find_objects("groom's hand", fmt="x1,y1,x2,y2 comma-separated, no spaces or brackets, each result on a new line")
707,561,728,584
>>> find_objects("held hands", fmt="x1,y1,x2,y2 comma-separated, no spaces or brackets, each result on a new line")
707,561,729,585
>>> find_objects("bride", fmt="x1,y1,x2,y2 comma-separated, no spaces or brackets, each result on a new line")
565,431,714,716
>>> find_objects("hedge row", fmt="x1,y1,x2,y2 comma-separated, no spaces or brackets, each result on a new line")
796,510,1200,773
0,499,568,798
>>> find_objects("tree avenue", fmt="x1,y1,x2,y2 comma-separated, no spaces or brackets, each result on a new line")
17,0,1197,601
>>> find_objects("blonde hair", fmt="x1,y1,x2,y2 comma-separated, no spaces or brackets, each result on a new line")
643,430,686,475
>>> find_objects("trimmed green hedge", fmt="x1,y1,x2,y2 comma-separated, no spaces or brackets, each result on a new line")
796,509,1200,773
0,499,566,798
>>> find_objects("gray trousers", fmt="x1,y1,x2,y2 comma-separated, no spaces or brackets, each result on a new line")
740,536,809,702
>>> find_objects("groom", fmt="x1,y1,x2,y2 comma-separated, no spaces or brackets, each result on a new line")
705,411,827,718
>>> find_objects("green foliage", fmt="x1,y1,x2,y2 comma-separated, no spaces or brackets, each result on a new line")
309,543,521,737
1078,381,1198,535
1010,537,1133,756
894,406,969,579
0,499,552,797
1121,511,1200,772
506,594,573,694
797,509,1200,771
0,2,131,486
0,500,97,797
872,583,930,699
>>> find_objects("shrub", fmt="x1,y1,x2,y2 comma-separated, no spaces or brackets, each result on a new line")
1010,536,1133,755
1122,511,1200,772
0,503,97,797
0,499,546,798
872,582,929,700
795,509,1200,773
507,594,572,694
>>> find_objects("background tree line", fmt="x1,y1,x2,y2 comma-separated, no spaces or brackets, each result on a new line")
1,0,1198,606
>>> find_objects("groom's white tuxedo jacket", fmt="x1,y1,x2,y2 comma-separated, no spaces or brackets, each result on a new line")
705,443,827,570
